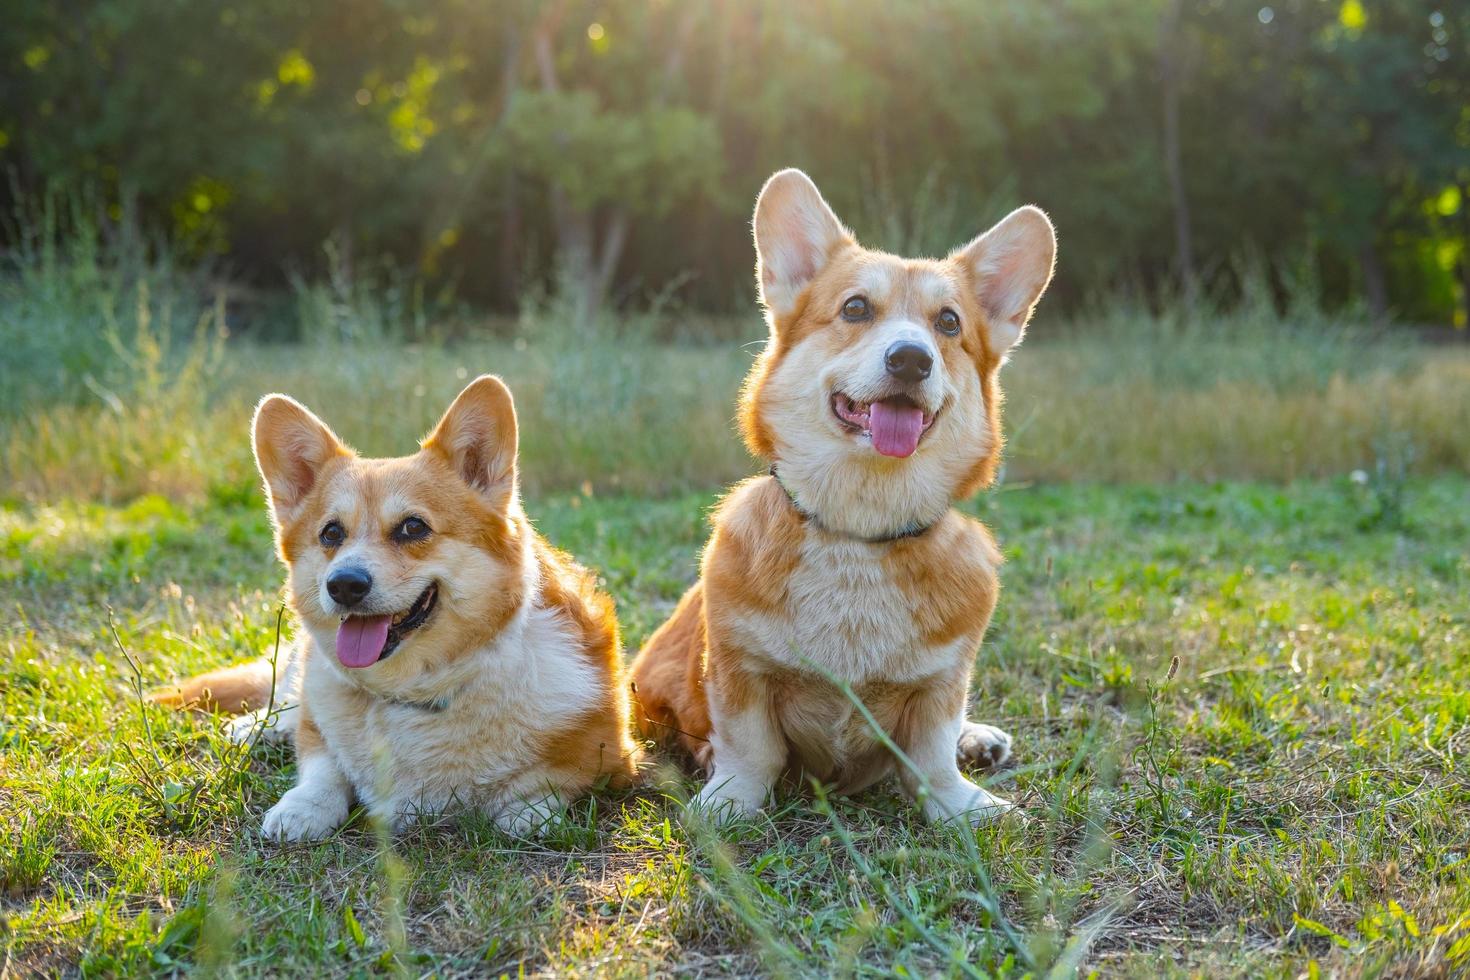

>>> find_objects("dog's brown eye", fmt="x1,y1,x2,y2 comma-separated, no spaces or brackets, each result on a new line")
392,516,432,542
936,308,961,336
319,521,346,547
841,296,871,321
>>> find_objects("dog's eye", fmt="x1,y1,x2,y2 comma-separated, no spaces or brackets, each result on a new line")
392,516,432,542
319,521,346,547
841,296,871,321
936,308,961,336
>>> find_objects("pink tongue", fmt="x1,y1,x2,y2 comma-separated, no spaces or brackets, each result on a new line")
869,400,926,458
336,615,392,668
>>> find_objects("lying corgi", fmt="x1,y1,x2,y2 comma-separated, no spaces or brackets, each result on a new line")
155,376,638,840
630,169,1055,824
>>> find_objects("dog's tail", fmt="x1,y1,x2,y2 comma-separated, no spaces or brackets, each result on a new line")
149,660,277,714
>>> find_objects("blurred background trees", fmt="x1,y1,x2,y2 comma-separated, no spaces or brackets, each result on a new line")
1,0,1466,326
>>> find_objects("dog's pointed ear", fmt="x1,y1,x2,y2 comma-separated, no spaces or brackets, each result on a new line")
754,168,852,321
954,206,1056,359
252,395,351,526
422,375,518,508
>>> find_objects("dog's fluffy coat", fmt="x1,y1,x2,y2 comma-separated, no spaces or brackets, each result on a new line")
630,169,1055,824
156,376,637,840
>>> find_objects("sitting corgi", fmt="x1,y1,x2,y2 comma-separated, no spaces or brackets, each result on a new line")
156,376,638,840
630,169,1055,824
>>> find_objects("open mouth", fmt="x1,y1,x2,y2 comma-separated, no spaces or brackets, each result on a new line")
335,583,438,669
831,392,937,458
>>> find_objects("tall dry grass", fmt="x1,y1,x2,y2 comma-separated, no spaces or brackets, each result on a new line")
1001,294,1470,483
6,329,1465,504
2,225,1467,504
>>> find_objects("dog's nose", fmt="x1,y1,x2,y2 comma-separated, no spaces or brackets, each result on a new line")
885,342,933,383
326,567,373,607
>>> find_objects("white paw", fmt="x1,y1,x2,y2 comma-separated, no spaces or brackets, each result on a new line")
260,787,348,842
690,782,763,824
224,713,258,745
956,721,1013,770
493,798,561,838
923,779,1016,827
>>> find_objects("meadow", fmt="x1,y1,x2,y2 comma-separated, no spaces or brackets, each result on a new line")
3,252,1470,976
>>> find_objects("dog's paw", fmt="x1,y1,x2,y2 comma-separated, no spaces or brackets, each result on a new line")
260,788,348,842
923,779,1016,828
224,713,260,745
956,721,1013,770
225,707,294,746
689,784,762,824
493,798,562,839
692,742,715,775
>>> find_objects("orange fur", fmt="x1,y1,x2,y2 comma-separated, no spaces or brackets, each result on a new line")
629,580,713,767
154,375,637,839
739,245,1009,496
534,538,638,788
148,659,277,713
630,169,1054,822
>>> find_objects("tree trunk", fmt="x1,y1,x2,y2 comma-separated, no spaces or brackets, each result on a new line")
534,19,610,322
1359,241,1388,323
1159,0,1197,303
550,203,594,320
532,6,690,322
591,209,630,314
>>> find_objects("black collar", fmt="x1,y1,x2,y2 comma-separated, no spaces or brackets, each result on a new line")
768,466,937,544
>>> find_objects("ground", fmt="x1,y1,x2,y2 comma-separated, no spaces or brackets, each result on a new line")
3,475,1467,977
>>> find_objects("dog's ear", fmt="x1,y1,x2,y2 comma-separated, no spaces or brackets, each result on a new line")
252,394,351,526
422,375,518,509
954,206,1056,360
754,168,852,321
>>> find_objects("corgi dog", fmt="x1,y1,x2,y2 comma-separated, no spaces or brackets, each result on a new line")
630,170,1055,825
155,376,638,840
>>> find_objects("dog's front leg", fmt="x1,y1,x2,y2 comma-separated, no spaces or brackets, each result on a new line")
261,710,352,842
691,664,784,822
493,794,564,838
897,692,1013,827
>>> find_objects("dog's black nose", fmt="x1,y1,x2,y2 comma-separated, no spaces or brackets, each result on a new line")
885,342,933,383
326,567,373,607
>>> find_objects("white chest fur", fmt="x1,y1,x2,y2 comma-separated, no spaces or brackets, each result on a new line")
304,601,601,817
725,534,969,685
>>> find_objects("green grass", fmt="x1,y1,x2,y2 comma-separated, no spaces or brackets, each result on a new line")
4,475,1468,976
4,240,1469,974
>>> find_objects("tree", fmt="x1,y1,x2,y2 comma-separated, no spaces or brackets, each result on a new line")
2,0,1466,324
505,1,720,320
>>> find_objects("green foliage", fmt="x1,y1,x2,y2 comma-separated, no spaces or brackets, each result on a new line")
1,0,1466,319
501,91,720,216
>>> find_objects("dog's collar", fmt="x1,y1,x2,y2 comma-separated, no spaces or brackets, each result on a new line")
379,691,452,713
768,465,937,544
